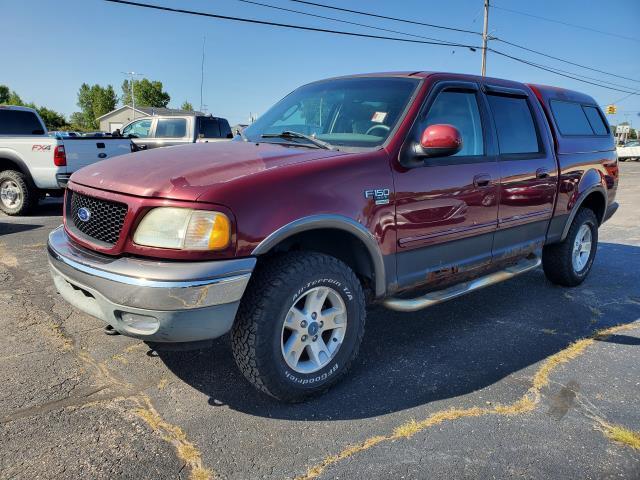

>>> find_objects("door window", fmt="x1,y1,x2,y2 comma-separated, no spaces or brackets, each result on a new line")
155,118,187,138
122,119,152,138
423,91,484,156
487,95,540,154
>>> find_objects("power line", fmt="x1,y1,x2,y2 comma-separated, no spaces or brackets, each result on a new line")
288,0,482,36
287,0,640,86
491,4,640,43
104,0,481,49
234,0,464,45
105,0,639,98
494,38,640,85
490,48,639,96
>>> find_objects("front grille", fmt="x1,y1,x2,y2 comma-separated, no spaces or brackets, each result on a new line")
68,191,128,246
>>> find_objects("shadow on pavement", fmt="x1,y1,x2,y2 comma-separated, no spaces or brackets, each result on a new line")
0,223,43,235
157,242,640,421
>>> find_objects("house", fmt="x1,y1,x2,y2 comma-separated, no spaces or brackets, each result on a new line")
97,105,204,133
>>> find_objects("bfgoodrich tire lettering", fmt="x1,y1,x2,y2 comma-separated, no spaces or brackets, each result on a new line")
231,252,366,402
542,208,598,287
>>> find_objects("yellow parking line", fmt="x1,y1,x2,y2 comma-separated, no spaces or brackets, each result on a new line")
295,322,640,480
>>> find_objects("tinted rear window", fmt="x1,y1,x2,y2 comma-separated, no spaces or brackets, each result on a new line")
487,95,540,154
583,106,609,135
200,118,232,138
0,109,44,135
550,100,594,136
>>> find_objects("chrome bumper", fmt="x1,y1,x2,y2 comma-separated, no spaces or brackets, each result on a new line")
47,226,255,342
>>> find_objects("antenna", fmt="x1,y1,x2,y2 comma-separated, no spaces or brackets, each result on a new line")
200,36,206,112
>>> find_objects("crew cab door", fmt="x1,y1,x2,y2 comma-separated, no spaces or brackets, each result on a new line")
393,81,500,289
122,118,154,150
481,85,558,261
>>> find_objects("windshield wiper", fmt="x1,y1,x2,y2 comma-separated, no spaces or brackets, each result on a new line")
261,130,334,150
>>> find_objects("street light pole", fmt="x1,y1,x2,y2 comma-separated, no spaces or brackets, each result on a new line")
122,71,143,120
481,0,490,76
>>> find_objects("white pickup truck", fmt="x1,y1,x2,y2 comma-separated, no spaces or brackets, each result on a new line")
617,140,640,161
0,105,133,215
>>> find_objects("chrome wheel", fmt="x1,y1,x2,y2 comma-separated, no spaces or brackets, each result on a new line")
281,286,347,374
0,180,22,209
572,224,592,272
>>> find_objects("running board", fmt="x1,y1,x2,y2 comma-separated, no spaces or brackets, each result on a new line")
383,256,542,312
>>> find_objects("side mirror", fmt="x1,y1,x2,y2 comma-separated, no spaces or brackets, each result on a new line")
416,124,462,157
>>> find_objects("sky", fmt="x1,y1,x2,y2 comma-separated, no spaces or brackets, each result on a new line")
1,0,639,127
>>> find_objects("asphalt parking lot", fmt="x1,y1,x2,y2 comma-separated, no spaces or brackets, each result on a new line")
1,163,639,480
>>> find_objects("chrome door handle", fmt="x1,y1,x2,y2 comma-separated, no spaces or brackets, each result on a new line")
473,174,491,187
536,168,550,179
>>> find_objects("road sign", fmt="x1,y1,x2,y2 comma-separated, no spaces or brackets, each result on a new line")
616,125,631,134
606,105,617,114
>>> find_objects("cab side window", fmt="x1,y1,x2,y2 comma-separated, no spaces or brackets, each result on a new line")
422,91,484,156
155,118,187,138
122,119,152,138
487,95,540,154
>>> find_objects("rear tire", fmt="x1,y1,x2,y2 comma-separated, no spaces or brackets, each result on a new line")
542,208,598,287
231,251,366,402
0,170,37,216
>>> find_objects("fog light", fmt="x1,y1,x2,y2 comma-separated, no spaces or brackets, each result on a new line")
119,312,159,335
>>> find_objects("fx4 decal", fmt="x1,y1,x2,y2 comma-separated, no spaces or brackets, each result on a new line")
364,188,390,205
32,144,52,152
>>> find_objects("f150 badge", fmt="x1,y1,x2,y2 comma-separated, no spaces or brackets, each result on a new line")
364,188,390,205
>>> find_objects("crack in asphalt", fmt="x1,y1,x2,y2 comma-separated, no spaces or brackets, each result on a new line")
0,259,215,480
293,322,640,480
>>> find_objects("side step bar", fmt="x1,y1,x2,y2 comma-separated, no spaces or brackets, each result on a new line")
383,256,542,312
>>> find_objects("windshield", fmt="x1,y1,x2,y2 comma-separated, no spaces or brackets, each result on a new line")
243,77,420,148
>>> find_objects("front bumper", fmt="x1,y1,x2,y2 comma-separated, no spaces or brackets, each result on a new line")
47,226,255,342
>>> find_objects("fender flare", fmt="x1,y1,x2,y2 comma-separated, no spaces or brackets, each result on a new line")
560,184,607,241
252,214,387,297
0,149,31,177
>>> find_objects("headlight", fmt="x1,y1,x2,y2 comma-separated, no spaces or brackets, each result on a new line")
133,207,230,250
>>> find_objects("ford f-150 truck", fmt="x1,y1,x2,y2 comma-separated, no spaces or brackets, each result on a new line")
48,72,619,402
0,105,133,215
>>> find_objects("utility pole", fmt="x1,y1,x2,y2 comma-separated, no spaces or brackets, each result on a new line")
200,36,206,112
481,0,490,76
122,71,143,119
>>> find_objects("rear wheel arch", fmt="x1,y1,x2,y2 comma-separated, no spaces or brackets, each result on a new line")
0,155,32,179
251,215,387,298
561,186,606,240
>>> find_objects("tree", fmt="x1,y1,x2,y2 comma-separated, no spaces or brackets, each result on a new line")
121,78,170,108
74,83,117,130
180,101,194,111
0,85,9,104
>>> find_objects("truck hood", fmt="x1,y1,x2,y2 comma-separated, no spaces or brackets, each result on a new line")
70,141,346,201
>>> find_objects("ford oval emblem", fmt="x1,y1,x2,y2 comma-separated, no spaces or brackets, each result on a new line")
77,207,91,222
98,153,107,158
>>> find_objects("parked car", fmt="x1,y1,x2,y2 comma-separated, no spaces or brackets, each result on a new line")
48,72,618,402
119,114,233,150
0,105,134,215
616,140,640,161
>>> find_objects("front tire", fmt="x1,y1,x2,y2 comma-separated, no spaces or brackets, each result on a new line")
231,252,366,402
542,208,598,287
0,170,37,216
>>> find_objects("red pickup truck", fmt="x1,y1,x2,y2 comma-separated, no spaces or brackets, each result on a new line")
48,72,619,401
